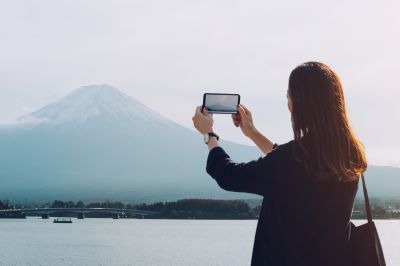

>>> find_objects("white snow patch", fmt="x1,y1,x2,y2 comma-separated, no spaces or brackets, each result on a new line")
0,116,49,129
17,84,174,127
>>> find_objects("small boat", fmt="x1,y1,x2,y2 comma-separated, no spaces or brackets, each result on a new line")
53,217,72,223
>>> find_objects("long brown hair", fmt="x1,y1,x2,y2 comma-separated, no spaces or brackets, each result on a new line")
288,62,367,182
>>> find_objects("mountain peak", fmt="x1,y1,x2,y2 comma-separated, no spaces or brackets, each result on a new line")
66,84,121,98
58,84,128,108
18,84,172,127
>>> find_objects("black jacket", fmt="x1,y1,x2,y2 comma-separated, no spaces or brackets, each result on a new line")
206,140,358,266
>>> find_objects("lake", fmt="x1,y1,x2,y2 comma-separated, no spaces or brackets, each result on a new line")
0,218,398,266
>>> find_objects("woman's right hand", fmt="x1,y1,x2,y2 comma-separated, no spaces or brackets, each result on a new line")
232,105,258,138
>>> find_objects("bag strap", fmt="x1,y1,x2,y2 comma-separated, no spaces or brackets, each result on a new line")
361,173,373,224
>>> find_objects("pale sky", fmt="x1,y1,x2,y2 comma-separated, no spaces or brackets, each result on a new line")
0,0,399,166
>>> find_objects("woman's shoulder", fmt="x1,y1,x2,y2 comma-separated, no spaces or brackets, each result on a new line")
269,140,296,155
261,140,296,163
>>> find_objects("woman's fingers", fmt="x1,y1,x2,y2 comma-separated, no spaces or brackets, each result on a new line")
195,106,202,115
203,107,211,116
195,106,209,116
238,105,247,117
193,106,203,122
240,104,252,115
232,114,240,127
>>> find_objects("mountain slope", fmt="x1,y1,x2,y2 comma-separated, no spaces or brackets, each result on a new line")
0,85,261,202
21,85,172,127
0,84,399,203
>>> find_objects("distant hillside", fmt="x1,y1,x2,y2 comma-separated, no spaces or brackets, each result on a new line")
358,166,400,199
0,84,398,203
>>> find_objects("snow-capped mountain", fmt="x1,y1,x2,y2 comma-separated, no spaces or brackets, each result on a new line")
0,85,260,202
0,85,399,203
19,84,173,128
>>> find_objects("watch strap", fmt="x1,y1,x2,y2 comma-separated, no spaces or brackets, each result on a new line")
208,132,219,141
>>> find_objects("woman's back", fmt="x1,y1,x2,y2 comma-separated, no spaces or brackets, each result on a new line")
205,140,358,266
252,140,358,266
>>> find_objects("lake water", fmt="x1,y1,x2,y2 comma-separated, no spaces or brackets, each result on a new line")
0,218,398,266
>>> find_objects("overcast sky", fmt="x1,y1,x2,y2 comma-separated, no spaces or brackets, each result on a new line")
0,0,399,166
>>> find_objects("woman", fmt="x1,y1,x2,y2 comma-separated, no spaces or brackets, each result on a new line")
192,62,367,266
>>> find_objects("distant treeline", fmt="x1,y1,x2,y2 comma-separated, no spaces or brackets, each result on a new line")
2,198,400,219
352,198,400,219
1,199,259,219
0,201,11,210
134,199,258,219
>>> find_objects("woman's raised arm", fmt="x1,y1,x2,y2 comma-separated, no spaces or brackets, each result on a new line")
232,105,275,155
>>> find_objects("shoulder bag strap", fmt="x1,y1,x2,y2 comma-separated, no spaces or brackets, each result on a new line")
361,173,373,224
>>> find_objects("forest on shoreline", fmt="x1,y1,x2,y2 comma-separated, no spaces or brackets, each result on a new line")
1,198,400,219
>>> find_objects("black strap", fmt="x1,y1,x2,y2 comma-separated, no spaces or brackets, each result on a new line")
361,173,373,224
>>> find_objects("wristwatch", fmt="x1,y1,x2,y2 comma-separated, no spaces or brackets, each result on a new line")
203,132,219,144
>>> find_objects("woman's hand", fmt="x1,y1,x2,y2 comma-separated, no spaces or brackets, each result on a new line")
232,104,275,154
232,105,257,138
192,106,214,134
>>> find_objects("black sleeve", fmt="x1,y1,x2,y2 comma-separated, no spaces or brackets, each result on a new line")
206,146,279,196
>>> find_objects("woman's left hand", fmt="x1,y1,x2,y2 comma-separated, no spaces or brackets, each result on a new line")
192,106,214,134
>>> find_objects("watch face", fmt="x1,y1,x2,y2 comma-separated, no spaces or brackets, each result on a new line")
203,133,209,144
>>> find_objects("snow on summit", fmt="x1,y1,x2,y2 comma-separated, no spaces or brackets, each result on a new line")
17,84,172,127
